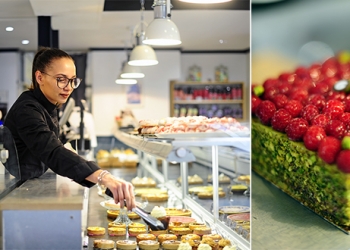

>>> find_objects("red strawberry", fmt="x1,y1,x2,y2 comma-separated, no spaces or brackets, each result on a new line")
309,63,323,81
251,95,262,115
263,78,279,91
276,82,292,95
284,100,303,118
308,94,326,111
327,90,345,101
309,82,329,96
263,87,278,101
271,109,292,132
323,99,345,120
288,88,308,104
294,66,310,79
318,136,341,164
343,98,350,112
311,114,331,130
336,150,350,173
339,112,350,130
256,100,276,125
325,120,346,139
303,125,326,151
285,118,308,141
279,73,296,83
272,94,288,110
300,104,319,124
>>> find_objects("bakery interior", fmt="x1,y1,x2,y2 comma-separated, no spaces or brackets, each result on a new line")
252,0,350,249
0,0,250,250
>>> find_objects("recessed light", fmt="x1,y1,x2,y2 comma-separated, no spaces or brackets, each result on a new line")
22,40,30,45
219,39,227,44
5,27,14,32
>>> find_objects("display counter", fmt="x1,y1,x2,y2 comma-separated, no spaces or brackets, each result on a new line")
0,170,88,250
114,129,251,250
252,171,350,249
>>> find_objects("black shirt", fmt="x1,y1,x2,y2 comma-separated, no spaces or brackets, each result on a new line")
4,87,99,187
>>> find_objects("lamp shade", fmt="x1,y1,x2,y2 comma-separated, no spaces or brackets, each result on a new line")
143,18,181,46
120,64,145,78
128,44,159,66
115,74,137,84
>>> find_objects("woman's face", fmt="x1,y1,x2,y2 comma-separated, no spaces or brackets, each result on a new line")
36,57,76,105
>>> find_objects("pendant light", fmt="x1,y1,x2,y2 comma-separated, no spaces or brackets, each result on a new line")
143,0,181,46
115,74,137,85
128,0,159,66
121,63,145,78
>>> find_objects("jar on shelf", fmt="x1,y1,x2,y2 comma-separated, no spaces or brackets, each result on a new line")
187,65,202,82
215,65,229,82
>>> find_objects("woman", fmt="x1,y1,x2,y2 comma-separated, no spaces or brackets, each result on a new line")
4,47,135,210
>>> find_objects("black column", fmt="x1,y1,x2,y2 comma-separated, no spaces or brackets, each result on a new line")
38,16,59,49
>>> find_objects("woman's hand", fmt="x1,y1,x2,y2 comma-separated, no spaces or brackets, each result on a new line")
103,173,136,211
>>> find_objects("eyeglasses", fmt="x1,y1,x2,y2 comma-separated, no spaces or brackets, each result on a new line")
41,72,82,89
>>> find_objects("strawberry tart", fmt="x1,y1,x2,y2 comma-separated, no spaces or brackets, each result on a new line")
252,52,350,230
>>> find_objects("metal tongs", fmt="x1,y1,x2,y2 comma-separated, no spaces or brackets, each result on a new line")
105,188,166,230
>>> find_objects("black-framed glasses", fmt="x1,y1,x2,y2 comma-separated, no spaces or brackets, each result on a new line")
41,72,82,89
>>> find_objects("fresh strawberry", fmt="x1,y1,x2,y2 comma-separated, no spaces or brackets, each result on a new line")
285,118,308,141
288,88,308,104
327,90,345,101
336,150,350,173
343,98,350,112
294,66,310,79
263,87,278,101
303,125,327,151
271,109,292,132
251,95,262,115
309,82,329,96
325,120,346,139
308,94,326,111
293,77,314,90
256,100,276,125
276,81,292,95
263,78,279,91
272,94,288,110
284,100,303,118
311,114,331,130
339,112,350,130
300,104,319,124
279,73,296,83
318,136,341,164
323,99,345,120
309,63,323,82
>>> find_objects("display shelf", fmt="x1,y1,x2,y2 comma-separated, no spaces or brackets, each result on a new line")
170,80,246,121
114,129,251,250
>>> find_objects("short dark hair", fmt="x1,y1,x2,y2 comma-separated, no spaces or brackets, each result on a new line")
30,47,73,90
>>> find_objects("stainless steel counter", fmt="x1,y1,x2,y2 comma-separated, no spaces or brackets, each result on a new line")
0,170,87,250
252,171,350,250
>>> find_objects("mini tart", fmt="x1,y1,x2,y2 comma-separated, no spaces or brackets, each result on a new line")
149,229,168,236
197,191,226,199
87,226,105,236
181,234,201,241
168,221,187,230
93,239,115,249
131,177,157,188
108,227,126,236
218,239,232,249
136,233,156,243
157,233,178,244
108,222,127,228
141,193,169,202
202,234,222,241
162,240,181,250
128,222,146,229
116,240,137,250
198,243,212,250
128,227,147,237
165,208,192,217
189,222,206,231
186,239,201,249
201,238,219,249
107,210,140,220
172,227,192,235
138,240,160,250
192,227,211,236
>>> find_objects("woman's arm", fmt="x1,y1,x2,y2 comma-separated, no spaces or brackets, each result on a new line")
86,170,136,211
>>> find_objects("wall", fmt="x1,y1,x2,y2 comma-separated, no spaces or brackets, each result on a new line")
88,50,181,136
0,51,22,117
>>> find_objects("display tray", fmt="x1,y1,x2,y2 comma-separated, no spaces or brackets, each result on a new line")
154,130,249,139
100,200,145,210
218,206,250,214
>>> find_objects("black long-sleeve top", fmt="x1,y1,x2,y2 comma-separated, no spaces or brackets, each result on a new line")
4,87,99,187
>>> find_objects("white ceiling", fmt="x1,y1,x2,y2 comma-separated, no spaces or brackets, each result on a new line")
0,0,250,52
